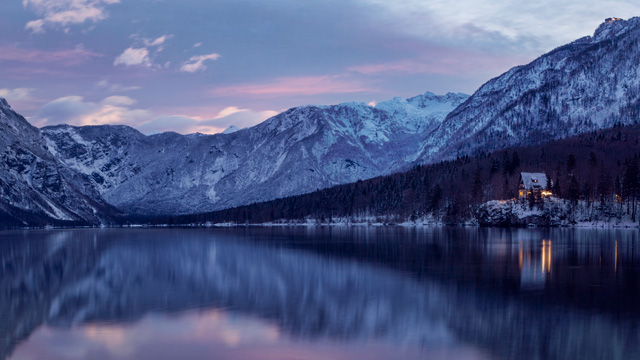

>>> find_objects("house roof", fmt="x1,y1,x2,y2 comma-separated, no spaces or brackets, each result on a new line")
520,172,549,190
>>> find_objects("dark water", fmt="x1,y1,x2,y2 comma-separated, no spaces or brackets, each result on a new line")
1,227,639,360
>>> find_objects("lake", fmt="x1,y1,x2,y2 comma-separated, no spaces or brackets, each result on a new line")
1,227,639,360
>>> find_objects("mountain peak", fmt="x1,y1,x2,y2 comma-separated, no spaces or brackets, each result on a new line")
222,125,241,134
593,17,638,42
0,96,10,110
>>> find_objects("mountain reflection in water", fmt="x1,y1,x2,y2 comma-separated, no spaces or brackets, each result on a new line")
1,227,639,360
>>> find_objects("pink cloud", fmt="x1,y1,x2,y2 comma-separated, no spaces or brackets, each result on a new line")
210,75,372,97
1,66,91,80
348,60,433,75
348,49,534,77
0,45,102,65
137,106,280,135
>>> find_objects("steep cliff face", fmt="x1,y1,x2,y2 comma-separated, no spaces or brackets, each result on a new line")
420,17,640,161
0,98,118,227
42,92,468,215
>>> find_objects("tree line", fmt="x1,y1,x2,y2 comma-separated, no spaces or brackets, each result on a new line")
144,123,640,226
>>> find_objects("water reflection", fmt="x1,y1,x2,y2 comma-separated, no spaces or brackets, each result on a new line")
0,227,639,360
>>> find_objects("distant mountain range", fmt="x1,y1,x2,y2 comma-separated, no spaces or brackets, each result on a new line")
42,92,467,216
2,17,640,226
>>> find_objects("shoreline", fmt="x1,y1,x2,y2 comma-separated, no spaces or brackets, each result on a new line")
3,219,639,232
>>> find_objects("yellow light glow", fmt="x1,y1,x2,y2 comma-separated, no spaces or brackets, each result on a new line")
541,240,551,274
615,241,618,273
519,242,523,270
542,240,545,273
547,241,551,273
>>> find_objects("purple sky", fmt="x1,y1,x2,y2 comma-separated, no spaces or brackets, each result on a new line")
2,1,640,134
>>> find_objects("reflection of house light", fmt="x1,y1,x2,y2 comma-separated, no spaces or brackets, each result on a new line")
519,242,523,270
542,240,546,273
547,241,551,273
615,241,618,273
542,240,551,274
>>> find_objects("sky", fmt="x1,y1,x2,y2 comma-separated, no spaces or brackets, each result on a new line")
1,1,640,134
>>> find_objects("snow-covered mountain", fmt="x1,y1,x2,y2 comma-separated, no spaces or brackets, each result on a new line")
6,18,640,221
0,98,118,226
42,92,468,215
419,17,640,161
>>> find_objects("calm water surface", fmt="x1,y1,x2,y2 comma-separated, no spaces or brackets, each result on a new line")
1,227,639,360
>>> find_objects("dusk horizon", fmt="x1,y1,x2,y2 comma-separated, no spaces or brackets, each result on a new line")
2,1,640,134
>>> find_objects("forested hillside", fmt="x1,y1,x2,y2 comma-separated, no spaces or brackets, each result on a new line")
146,124,640,226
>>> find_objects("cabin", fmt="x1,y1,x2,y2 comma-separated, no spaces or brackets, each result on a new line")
519,172,552,199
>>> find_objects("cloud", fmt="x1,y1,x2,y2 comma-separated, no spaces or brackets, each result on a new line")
348,50,534,77
32,95,277,135
210,75,371,97
0,88,39,111
357,0,640,52
96,80,141,92
137,107,279,134
34,95,151,127
349,60,435,75
143,35,172,48
23,0,120,33
113,47,151,67
179,53,221,73
101,95,137,106
0,88,35,101
113,35,172,68
0,45,102,80
0,45,102,65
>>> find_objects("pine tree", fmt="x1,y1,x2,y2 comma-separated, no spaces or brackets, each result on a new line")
472,166,483,203
430,184,442,214
554,176,562,198
597,167,612,205
567,153,577,175
511,151,521,173
502,175,513,199
568,176,580,207
502,151,512,176
588,151,598,167
622,157,640,221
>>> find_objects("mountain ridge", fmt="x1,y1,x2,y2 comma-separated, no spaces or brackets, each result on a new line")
419,16,640,162
40,91,468,216
0,99,119,226
4,17,640,224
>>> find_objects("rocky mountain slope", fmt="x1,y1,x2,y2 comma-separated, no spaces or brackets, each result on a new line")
5,18,640,222
0,98,118,227
42,92,468,215
420,17,640,161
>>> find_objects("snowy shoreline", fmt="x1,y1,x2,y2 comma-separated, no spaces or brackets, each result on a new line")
7,197,640,231
5,221,639,231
